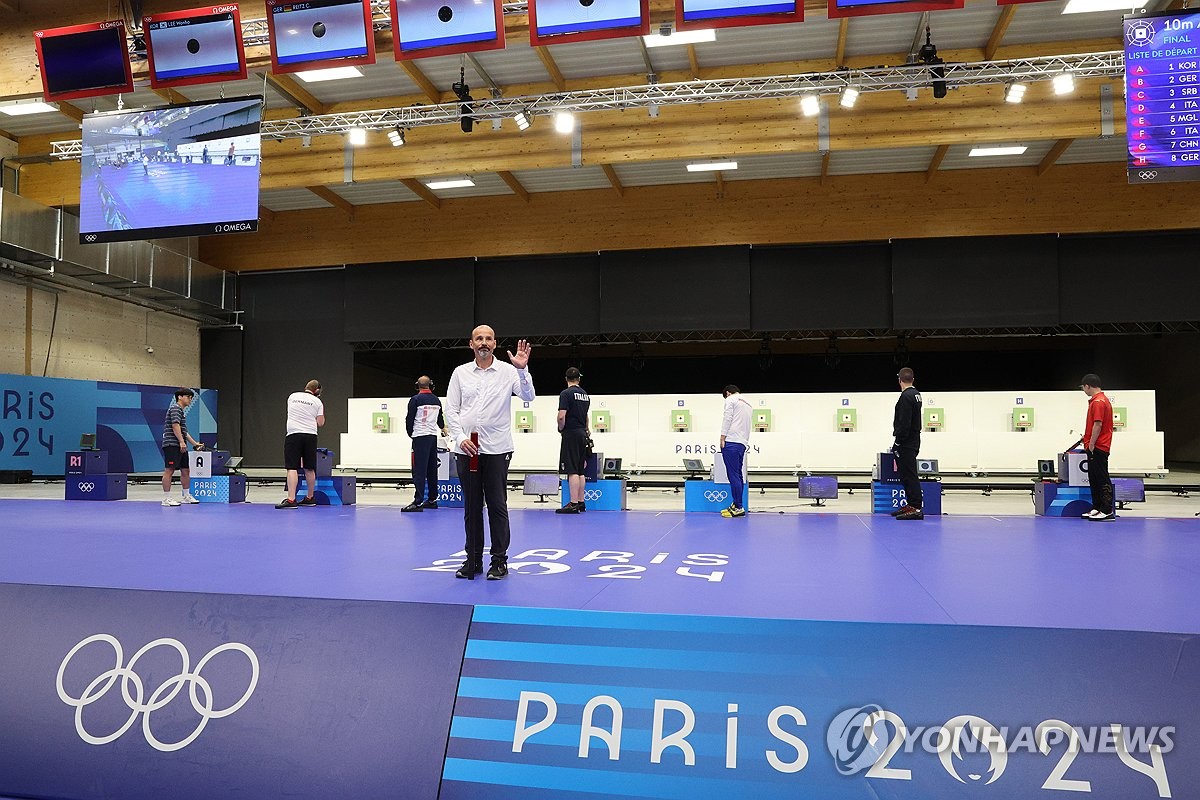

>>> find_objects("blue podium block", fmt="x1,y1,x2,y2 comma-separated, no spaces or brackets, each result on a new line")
297,475,356,505
871,481,942,515
208,450,233,475
65,451,108,475
561,478,627,510
1035,482,1093,517
66,474,127,501
190,475,247,503
684,480,749,512
437,479,464,508
314,448,335,477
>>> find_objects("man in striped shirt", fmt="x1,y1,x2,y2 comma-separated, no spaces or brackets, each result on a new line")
161,388,205,507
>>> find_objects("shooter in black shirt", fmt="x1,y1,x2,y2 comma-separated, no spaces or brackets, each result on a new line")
892,366,925,520
556,367,591,514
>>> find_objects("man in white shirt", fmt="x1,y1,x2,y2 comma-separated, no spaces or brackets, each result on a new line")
276,379,325,509
719,384,752,518
445,325,534,580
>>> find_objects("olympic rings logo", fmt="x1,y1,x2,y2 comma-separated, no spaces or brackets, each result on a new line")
56,634,259,752
1138,170,1158,180
583,490,603,501
77,482,96,492
704,490,729,502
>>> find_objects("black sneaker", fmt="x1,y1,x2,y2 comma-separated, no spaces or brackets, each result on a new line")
896,507,925,521
890,505,916,517
275,498,298,509
421,501,439,510
298,496,317,506
486,556,509,580
455,557,483,580
555,503,580,514
401,503,424,512
578,501,586,513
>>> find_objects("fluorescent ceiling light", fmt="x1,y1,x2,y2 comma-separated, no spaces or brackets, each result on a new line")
968,145,1028,157
425,178,475,190
1053,73,1075,95
840,87,859,109
347,127,367,146
295,66,363,83
643,29,716,47
1062,0,1147,12
1004,83,1027,104
554,111,575,134
0,100,59,116
800,94,820,117
686,161,738,172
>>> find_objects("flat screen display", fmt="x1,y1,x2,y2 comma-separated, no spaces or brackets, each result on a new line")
266,0,376,73
34,21,134,102
827,0,961,18
677,0,799,28
530,0,648,44
145,5,248,88
390,0,505,58
1125,8,1200,184
79,97,262,244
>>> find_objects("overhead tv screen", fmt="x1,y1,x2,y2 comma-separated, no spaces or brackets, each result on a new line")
676,0,799,30
79,97,262,244
34,21,135,102
529,0,648,45
390,0,505,59
827,0,961,18
144,5,248,89
266,0,377,74
1125,8,1200,184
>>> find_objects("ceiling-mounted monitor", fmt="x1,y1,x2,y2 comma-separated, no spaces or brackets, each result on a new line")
827,0,962,19
265,0,377,74
144,5,249,89
79,97,262,244
33,21,135,102
529,0,649,45
1126,8,1200,184
390,0,506,59
676,0,800,32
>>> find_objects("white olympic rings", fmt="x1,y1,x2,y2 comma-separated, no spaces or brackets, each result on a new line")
583,490,603,501
77,482,96,492
56,634,259,752
704,490,729,502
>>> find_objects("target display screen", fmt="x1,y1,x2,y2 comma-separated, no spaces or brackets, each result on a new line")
390,0,505,59
1125,9,1200,184
33,21,134,102
145,6,248,88
530,0,648,44
266,0,377,73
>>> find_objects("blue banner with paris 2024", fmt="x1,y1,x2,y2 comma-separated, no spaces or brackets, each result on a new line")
442,605,1191,799
0,373,216,475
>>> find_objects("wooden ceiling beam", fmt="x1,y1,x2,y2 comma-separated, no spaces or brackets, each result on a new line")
835,19,850,68
262,72,328,115
258,205,277,224
820,151,832,185
926,144,949,182
151,88,190,105
307,186,356,219
535,46,567,91
56,102,83,124
398,61,442,104
601,164,625,197
498,170,531,202
400,177,443,209
1037,138,1074,177
715,170,725,199
984,5,1018,62
687,45,702,80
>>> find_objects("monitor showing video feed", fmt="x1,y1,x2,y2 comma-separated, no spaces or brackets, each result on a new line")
79,97,262,244
34,21,135,102
144,5,248,89
677,0,799,29
390,0,505,59
827,0,961,18
530,0,648,45
266,0,377,74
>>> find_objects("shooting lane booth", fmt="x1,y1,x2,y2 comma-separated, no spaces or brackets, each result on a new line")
65,434,126,501
871,452,943,515
685,453,749,513
295,449,357,506
188,449,246,503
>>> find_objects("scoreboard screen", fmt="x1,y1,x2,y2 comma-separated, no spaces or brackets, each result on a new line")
1126,9,1200,183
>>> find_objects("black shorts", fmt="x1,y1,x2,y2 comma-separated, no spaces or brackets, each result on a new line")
559,429,589,476
284,433,318,470
163,444,184,469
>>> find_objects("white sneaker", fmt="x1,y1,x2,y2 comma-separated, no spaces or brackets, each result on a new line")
162,497,181,507
1081,509,1102,519
181,492,200,504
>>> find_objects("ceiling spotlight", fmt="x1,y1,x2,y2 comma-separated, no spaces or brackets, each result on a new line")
686,161,737,172
1004,83,1027,104
918,26,947,99
347,127,367,146
840,86,859,109
387,127,405,147
968,145,1028,157
425,177,476,190
514,109,531,131
800,94,820,117
1053,72,1075,95
554,111,576,134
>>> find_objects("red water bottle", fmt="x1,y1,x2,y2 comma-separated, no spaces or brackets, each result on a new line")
469,432,479,472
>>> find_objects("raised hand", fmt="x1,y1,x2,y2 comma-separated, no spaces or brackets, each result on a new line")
507,339,532,369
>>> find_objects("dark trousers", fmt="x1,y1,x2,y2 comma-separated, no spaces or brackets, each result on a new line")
895,446,923,509
721,442,746,508
1087,448,1114,515
456,452,512,560
411,435,439,504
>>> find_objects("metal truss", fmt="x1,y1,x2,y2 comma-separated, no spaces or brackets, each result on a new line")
50,51,1123,157
353,321,1200,351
